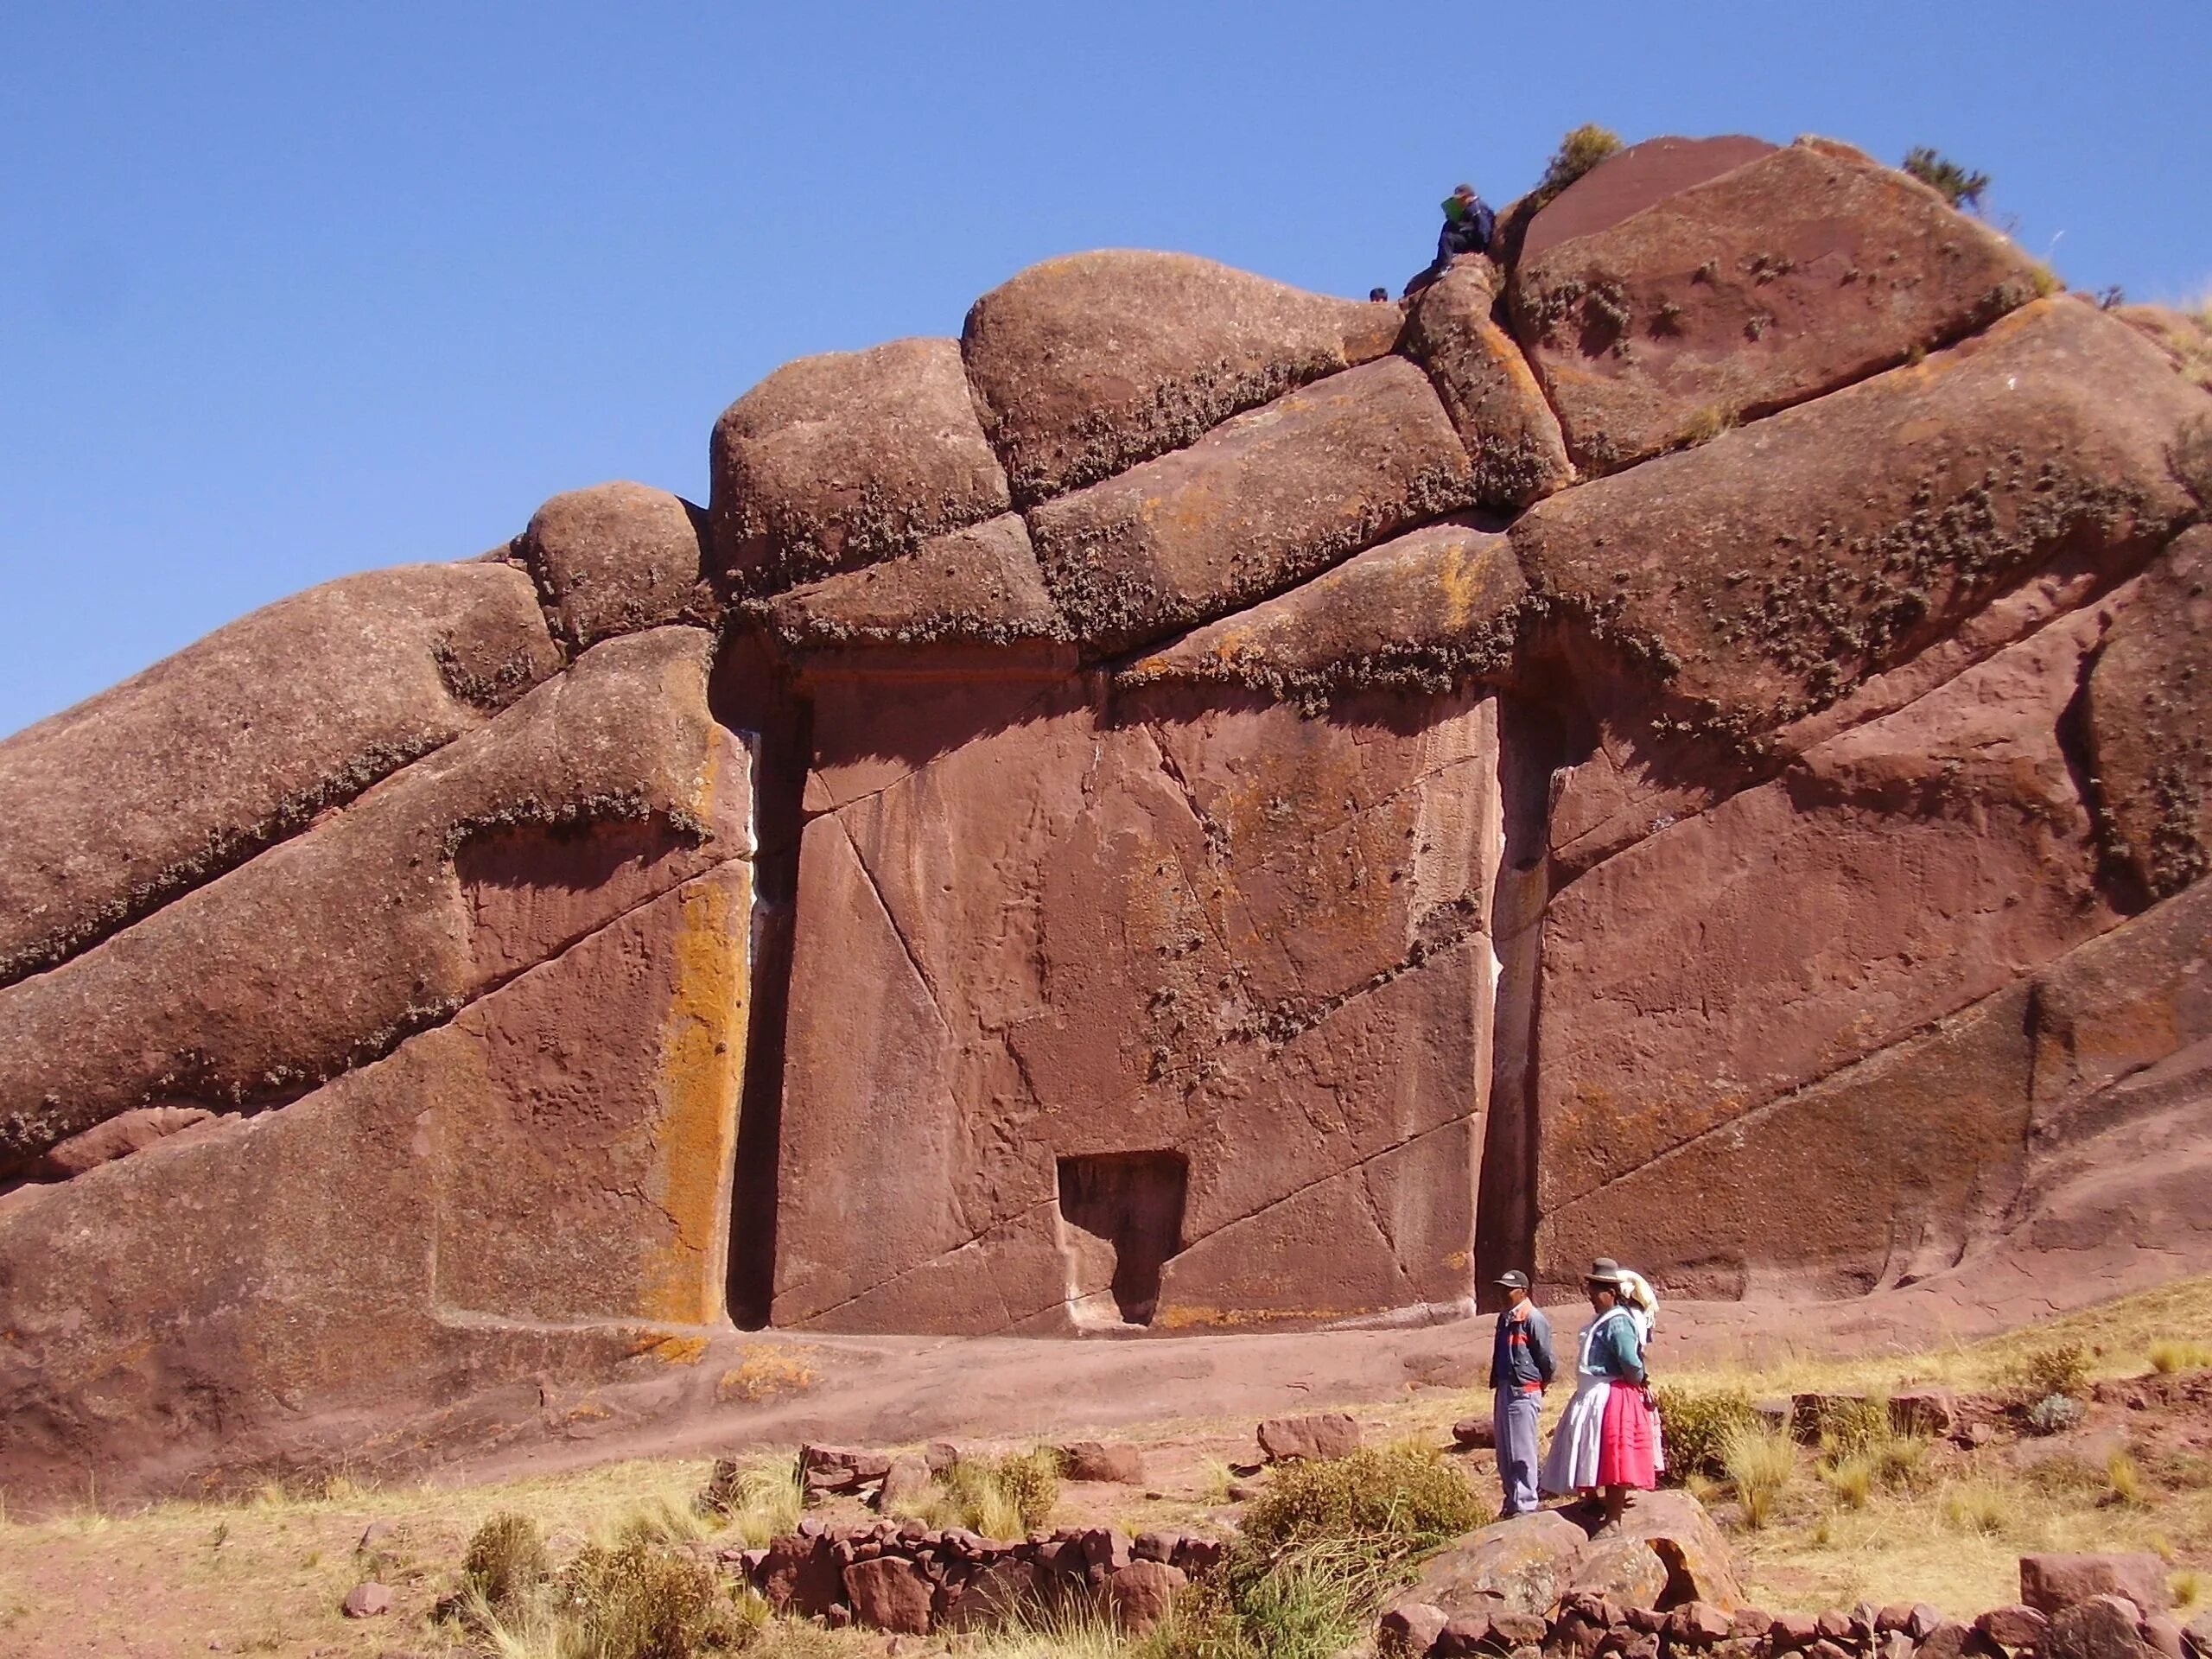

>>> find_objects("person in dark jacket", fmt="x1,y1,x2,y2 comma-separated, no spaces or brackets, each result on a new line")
1436,182,1497,264
1489,1268,1555,1518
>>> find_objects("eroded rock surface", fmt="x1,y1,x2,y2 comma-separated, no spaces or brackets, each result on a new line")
0,563,559,988
3,126,2209,1497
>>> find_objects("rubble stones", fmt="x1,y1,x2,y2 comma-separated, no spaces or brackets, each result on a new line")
1980,1605,2054,1648
2044,1597,2159,1659
2022,1555,2173,1617
963,248,1402,504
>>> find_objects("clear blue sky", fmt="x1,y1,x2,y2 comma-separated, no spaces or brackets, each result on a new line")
3,3,2207,737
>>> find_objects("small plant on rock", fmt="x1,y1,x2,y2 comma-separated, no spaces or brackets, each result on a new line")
1903,146,1991,212
2026,1393,2087,1436
1531,123,1625,208
2171,413,2212,508
2004,1340,2093,1403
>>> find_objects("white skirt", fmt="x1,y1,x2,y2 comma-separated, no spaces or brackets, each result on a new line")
1540,1373,1613,1496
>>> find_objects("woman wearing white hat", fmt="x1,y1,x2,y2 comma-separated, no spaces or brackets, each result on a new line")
1540,1258,1660,1535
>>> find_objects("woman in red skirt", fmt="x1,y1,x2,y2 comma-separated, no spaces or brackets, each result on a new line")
1539,1259,1658,1535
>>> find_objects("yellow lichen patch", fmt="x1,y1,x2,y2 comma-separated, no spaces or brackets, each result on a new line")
639,866,751,1325
716,1343,821,1403
1154,1301,1382,1331
644,1333,709,1366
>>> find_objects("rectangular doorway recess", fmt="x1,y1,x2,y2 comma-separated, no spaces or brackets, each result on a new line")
1055,1151,1188,1329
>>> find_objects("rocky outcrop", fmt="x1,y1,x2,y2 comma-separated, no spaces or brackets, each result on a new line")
963,249,1402,504
3,124,2209,1493
0,563,558,988
517,480,713,648
0,626,747,1173
1028,355,1477,653
709,336,1012,592
1510,137,2040,472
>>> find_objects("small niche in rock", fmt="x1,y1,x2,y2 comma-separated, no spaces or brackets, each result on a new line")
1056,1151,1188,1329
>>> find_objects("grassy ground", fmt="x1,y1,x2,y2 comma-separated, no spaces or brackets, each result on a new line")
4,1277,2210,1656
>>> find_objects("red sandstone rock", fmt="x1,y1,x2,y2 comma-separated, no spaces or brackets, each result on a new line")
1511,137,2040,473
1105,1559,1186,1634
1567,1537,1670,1610
1381,1601,1452,1656
0,562,558,988
845,1554,934,1634
1613,1491,1745,1611
340,1581,393,1618
0,627,748,1172
1404,260,1573,507
770,677,1497,1333
1509,299,2205,737
762,514,1066,651
0,861,750,1497
709,336,1011,592
1027,355,1477,653
1534,609,2119,1246
2023,1554,2172,1616
1060,1440,1146,1484
1116,521,1525,707
943,1555,1043,1630
1976,1605,2051,1648
2044,1596,2158,1659
1521,135,1778,264
2088,527,2212,898
1402,1509,1590,1617
32,1105,219,1180
1257,1413,1362,1462
1450,1414,1495,1450
962,249,1402,505
518,480,711,649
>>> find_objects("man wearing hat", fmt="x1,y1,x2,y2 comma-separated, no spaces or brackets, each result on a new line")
1489,1268,1555,1518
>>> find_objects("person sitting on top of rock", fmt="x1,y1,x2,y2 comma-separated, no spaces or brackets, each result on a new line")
1406,183,1497,297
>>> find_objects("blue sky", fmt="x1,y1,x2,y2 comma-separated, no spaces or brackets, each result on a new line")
3,2,2207,736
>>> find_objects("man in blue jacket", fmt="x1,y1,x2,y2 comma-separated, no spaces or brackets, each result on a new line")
1490,1268,1555,1518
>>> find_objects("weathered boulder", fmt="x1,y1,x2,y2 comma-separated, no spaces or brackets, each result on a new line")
1534,608,2118,1228
1060,1440,1147,1484
0,861,753,1496
761,1534,846,1618
1567,1538,1672,1610
1027,356,1477,654
1510,299,2206,738
709,336,1011,591
1400,1509,1591,1617
846,1555,935,1634
1976,1605,2051,1648
943,1555,1043,1630
1510,137,2040,472
340,1582,394,1618
1258,1414,1363,1462
1517,135,1778,264
2044,1596,2158,1659
1105,1559,1187,1634
1381,1601,1452,1656
518,480,711,649
962,249,1402,505
1405,259,1573,506
2023,1554,2172,1617
0,627,748,1172
0,562,558,988
1116,522,1526,707
760,514,1066,651
31,1105,219,1180
2087,527,2212,897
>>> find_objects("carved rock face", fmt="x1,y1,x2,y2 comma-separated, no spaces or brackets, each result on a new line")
3,129,2209,1500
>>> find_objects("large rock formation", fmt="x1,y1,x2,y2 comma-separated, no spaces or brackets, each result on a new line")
2,130,2207,1497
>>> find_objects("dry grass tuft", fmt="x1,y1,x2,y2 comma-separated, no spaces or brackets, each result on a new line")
2149,1339,2212,1375
1721,1420,1797,1530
